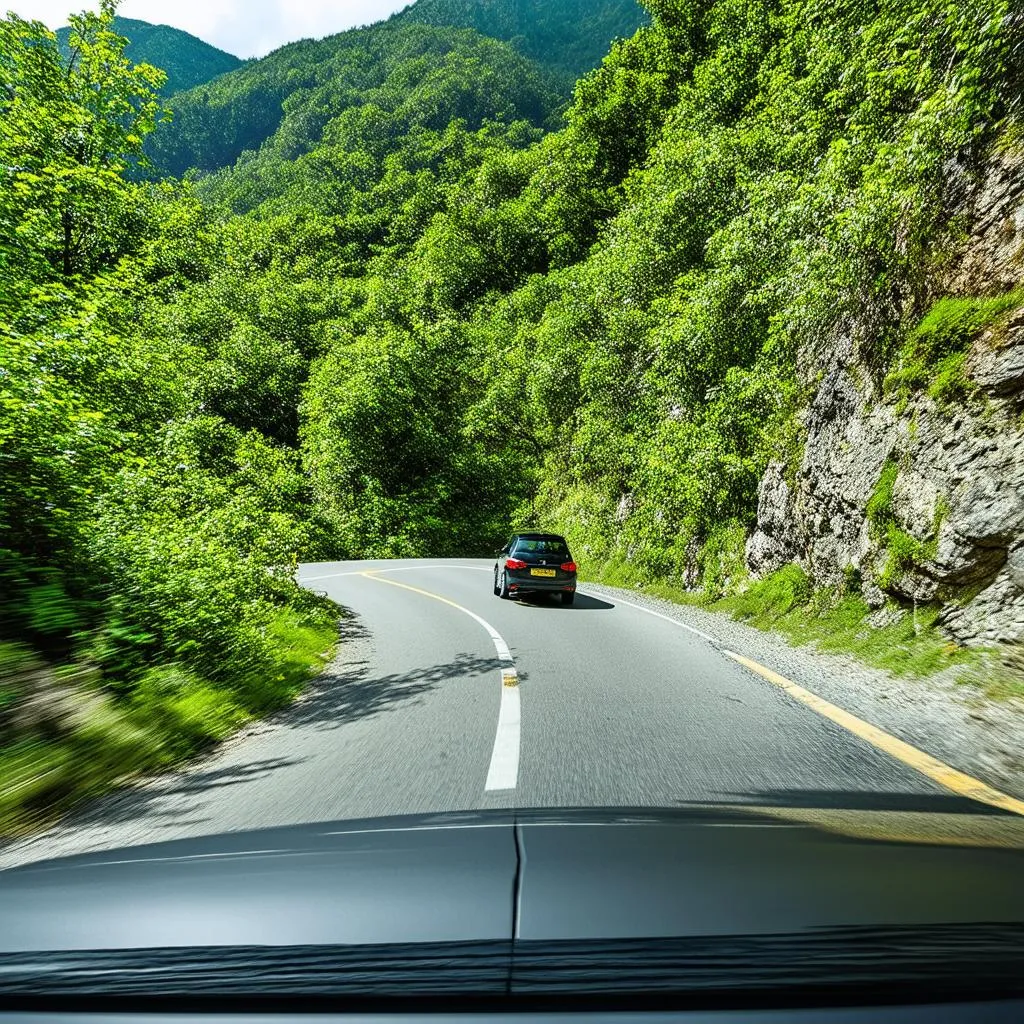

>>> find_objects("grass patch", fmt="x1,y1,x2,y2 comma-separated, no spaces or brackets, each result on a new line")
866,459,899,529
865,459,946,588
716,567,974,678
580,551,637,589
957,654,1024,704
590,553,1019,698
0,605,338,839
927,350,970,405
0,708,165,835
769,596,971,678
717,563,811,621
886,287,1024,407
642,580,708,607
623,563,984,683
879,527,933,590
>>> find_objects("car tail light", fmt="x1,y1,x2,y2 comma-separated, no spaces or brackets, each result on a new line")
506,557,528,570
561,562,577,572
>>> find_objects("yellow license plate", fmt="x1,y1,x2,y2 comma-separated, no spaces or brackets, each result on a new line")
531,568,557,578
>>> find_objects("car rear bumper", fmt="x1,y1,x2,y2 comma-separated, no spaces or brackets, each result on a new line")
507,574,576,594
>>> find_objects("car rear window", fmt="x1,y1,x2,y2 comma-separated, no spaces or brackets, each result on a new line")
514,537,569,556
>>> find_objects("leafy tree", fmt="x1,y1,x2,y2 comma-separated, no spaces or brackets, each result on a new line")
0,5,334,748
0,1,168,283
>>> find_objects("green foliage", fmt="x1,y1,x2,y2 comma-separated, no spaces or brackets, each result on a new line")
718,564,812,622
0,2,169,285
886,288,1024,405
867,459,900,531
866,460,948,588
925,351,971,406
879,528,931,590
706,565,974,679
391,0,648,82
1,5,343,835
0,607,336,837
910,289,1024,362
147,0,645,179
148,22,560,178
767,593,973,678
123,0,1023,599
4,0,1022,829
56,16,242,95
8,0,1018,595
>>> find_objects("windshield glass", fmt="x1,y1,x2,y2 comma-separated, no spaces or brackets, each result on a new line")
1,0,1023,1012
513,538,569,556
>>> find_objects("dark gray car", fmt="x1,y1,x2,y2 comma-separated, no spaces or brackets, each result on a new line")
2,807,1023,1016
494,531,577,604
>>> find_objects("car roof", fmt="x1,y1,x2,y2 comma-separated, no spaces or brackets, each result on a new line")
514,531,567,541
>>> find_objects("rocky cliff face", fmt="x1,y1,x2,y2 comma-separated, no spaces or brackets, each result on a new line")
747,148,1024,655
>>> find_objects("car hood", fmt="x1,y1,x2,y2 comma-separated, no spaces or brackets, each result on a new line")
3,805,1024,952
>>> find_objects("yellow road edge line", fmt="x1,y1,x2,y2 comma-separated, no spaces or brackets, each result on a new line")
724,650,1024,818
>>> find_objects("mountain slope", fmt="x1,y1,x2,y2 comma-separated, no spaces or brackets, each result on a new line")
186,24,555,217
56,16,242,94
390,0,647,80
147,21,559,178
145,0,644,178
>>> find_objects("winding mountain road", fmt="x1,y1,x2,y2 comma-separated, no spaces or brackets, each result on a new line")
2,559,1021,870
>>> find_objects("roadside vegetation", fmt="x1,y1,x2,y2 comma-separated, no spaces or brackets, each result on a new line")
886,288,1024,409
0,610,335,837
0,3,339,836
1,0,1021,831
633,565,1022,702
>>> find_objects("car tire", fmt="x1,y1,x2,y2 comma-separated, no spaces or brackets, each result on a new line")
493,568,501,596
561,591,576,606
499,572,510,600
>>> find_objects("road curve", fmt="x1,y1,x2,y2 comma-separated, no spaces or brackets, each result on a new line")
0,559,1003,869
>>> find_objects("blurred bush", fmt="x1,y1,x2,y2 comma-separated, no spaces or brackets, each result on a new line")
0,607,336,838
0,8,341,838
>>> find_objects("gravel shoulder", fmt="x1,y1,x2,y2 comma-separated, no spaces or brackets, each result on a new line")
585,582,1024,802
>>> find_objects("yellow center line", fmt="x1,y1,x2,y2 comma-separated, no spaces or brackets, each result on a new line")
724,651,1024,818
360,571,506,648
360,570,468,612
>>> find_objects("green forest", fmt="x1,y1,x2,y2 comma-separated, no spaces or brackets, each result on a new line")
1,0,1019,830
56,15,243,95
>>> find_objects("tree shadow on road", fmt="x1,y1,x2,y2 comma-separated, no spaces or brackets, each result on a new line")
0,611,524,854
283,650,506,731
264,606,510,729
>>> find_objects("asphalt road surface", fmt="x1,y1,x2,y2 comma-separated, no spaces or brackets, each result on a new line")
0,559,1007,869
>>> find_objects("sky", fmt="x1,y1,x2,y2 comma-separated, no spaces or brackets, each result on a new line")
6,1,414,58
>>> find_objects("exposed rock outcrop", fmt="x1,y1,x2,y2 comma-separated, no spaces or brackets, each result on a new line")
967,308,1024,395
745,461,800,577
747,148,1024,650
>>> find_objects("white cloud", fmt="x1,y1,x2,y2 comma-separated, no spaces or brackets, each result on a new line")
5,0,414,58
